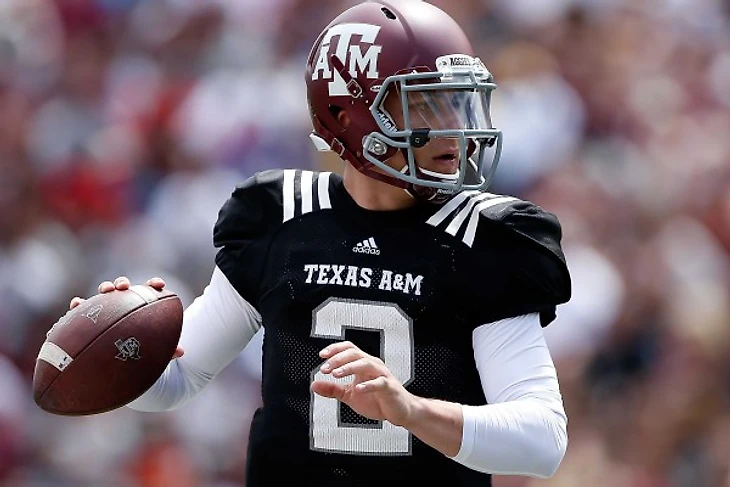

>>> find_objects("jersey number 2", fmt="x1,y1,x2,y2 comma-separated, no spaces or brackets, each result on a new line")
310,298,415,455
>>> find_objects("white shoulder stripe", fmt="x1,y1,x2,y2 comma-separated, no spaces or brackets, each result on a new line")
318,172,332,210
426,191,478,227
301,170,314,215
283,169,296,223
462,196,518,247
445,193,493,236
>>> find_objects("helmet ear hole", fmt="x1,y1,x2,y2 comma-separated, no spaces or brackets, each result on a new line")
329,105,351,130
328,105,342,118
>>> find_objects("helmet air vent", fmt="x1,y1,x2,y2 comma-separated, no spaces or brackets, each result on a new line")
381,7,397,20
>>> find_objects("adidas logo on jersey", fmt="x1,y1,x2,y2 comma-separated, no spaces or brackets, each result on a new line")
352,237,380,255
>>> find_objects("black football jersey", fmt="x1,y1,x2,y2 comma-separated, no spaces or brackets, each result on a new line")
213,169,571,487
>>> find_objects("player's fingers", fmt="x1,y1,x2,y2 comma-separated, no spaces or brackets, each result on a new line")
332,358,381,379
113,276,131,290
172,346,184,359
311,379,346,401
146,277,166,290
355,376,389,393
98,281,115,293
69,297,85,309
320,348,365,373
319,341,358,359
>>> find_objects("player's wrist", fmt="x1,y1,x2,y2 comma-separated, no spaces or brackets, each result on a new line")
396,395,464,458
395,393,428,429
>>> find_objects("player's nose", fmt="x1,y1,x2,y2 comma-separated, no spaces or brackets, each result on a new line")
429,137,459,155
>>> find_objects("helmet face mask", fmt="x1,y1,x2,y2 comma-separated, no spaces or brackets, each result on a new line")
305,1,503,202
363,55,503,194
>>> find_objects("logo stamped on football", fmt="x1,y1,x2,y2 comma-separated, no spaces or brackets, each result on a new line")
82,305,104,324
115,337,142,361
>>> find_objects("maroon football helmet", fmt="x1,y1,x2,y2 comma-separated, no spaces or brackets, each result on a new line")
305,0,502,202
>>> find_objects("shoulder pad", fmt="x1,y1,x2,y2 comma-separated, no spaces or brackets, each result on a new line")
214,169,336,248
485,197,571,311
212,169,336,305
428,191,571,317
427,191,563,260
479,198,566,265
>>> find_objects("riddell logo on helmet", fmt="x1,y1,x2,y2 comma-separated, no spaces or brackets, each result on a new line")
312,23,383,97
376,110,397,132
449,58,471,66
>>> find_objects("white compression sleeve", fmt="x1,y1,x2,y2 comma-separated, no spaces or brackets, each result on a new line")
128,266,262,412
451,313,568,478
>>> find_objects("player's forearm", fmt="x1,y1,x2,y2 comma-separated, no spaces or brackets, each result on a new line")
400,396,463,457
447,313,568,477
127,357,212,411
400,313,568,477
402,393,566,478
453,398,567,478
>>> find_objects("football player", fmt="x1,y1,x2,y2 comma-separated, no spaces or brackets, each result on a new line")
72,1,571,485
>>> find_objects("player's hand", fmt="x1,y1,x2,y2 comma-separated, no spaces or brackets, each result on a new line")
69,276,184,359
312,341,416,427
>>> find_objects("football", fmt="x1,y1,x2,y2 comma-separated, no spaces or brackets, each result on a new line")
32,285,183,416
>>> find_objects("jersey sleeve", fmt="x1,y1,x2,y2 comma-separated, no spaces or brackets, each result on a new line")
213,170,285,308
461,199,571,327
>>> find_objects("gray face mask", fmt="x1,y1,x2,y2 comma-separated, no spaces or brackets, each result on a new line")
362,55,503,196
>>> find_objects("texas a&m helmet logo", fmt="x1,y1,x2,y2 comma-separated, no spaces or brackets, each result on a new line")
311,23,382,96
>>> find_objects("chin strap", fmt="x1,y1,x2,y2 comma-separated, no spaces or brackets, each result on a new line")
310,114,410,189
309,116,458,204
400,163,457,204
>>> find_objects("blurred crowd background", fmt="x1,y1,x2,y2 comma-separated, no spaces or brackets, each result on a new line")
1,0,729,485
